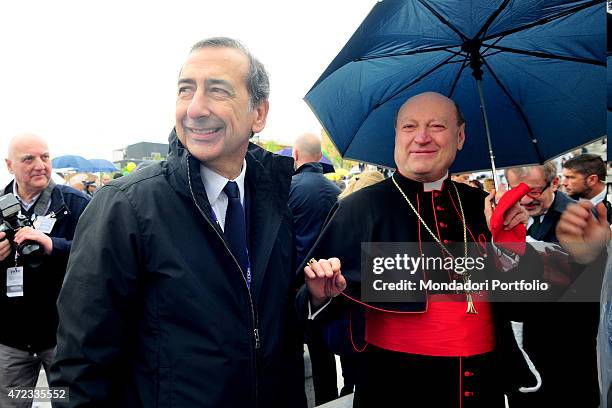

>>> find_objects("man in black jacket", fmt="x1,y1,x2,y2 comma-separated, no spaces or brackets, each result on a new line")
290,132,341,268
0,133,89,408
289,132,341,405
505,162,601,407
50,38,306,407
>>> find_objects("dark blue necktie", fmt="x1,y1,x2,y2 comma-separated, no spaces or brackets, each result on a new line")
527,216,541,238
223,181,249,280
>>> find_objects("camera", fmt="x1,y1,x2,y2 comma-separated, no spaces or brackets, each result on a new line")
0,193,45,268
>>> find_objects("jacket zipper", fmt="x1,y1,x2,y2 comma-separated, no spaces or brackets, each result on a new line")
185,156,260,405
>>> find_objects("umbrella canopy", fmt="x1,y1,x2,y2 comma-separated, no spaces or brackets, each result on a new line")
88,159,119,173
52,155,95,172
274,147,335,173
305,0,606,173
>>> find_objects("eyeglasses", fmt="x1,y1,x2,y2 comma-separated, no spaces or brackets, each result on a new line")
525,181,551,198
509,181,551,198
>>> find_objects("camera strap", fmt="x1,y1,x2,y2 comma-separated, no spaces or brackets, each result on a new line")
26,180,56,219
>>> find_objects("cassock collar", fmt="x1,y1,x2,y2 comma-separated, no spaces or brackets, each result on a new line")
394,171,450,193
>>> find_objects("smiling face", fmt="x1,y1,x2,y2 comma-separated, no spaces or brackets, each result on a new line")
394,92,465,182
175,46,268,179
5,134,52,200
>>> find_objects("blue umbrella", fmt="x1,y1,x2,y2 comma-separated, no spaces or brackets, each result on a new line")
52,155,95,171
305,0,606,181
88,159,119,173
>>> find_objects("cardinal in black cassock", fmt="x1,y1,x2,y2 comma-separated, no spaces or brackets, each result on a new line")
299,92,533,408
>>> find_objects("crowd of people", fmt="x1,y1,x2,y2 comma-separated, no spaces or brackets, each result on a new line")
0,37,609,408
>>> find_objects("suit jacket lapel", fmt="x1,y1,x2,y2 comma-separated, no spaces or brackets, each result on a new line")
535,192,571,242
245,152,292,300
535,213,555,241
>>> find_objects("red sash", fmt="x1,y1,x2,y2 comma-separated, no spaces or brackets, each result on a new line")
365,295,495,357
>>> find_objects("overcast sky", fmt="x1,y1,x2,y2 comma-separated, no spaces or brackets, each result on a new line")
0,0,377,162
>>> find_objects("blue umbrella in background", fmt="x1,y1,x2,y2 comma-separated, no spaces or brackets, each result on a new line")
52,155,95,172
88,159,119,173
305,0,606,186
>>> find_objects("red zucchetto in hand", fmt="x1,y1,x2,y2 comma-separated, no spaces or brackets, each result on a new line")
489,183,530,256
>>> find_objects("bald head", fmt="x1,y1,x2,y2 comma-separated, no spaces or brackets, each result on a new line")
7,133,49,160
293,133,322,169
395,92,464,129
5,133,52,200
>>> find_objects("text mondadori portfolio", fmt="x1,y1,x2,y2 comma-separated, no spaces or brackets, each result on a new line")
372,279,549,292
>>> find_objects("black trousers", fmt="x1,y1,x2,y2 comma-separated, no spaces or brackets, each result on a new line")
353,346,504,408
306,320,338,405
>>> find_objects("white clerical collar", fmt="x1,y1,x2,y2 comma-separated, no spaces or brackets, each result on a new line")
200,160,247,207
423,172,449,192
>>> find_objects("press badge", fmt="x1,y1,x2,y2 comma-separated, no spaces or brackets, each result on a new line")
6,267,24,297
33,215,56,234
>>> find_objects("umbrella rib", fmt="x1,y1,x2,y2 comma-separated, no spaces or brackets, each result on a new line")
355,45,458,62
481,36,505,55
481,50,504,59
448,57,470,98
373,54,458,109
480,58,546,164
475,0,511,40
482,0,603,41
484,44,604,66
416,0,468,41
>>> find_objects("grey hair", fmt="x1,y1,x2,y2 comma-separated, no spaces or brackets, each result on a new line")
505,161,558,184
190,37,269,110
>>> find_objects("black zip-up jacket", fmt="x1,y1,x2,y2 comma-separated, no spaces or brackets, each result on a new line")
50,131,306,408
0,181,89,352
289,162,341,268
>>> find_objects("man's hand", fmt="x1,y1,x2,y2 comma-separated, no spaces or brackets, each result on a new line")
556,201,610,264
13,227,53,255
0,232,11,261
484,188,528,231
304,257,346,308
